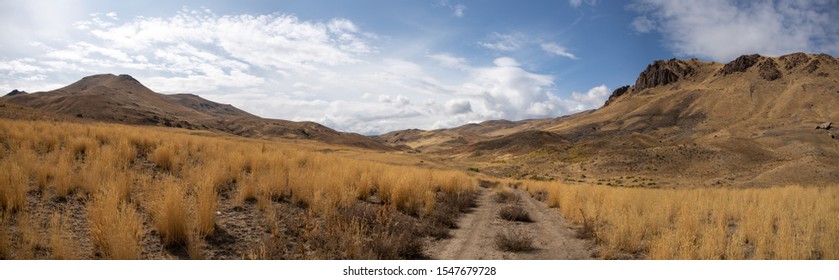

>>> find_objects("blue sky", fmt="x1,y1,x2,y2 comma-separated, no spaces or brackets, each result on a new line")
2,0,837,134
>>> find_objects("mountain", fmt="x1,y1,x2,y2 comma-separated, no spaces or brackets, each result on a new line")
0,74,394,150
380,53,839,187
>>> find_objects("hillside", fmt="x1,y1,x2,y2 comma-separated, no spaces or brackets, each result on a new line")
381,53,839,187
1,74,394,150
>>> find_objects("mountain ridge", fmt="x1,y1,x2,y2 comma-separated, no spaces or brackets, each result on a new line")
1,73,396,151
378,52,839,187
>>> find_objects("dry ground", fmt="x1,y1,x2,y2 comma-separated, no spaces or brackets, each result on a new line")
427,184,591,259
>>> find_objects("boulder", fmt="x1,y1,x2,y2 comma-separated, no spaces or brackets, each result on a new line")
816,122,832,130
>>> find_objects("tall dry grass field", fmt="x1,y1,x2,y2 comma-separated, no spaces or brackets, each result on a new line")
0,118,477,259
522,181,839,259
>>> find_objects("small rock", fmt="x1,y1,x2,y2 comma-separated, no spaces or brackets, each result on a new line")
816,122,832,130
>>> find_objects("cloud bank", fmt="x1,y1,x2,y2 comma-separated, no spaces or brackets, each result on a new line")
1,7,609,135
631,0,839,61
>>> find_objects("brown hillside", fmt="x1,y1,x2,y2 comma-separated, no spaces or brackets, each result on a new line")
385,53,839,187
1,74,394,150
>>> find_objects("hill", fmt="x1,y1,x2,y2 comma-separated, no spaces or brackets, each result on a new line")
380,53,839,187
1,74,394,150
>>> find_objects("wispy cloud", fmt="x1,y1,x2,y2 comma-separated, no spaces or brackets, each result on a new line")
630,0,839,61
437,0,467,17
540,43,578,59
478,32,524,51
569,0,597,8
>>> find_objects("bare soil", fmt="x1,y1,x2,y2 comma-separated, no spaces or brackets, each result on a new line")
426,187,592,260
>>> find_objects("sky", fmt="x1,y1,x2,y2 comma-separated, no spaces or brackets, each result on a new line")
1,0,838,135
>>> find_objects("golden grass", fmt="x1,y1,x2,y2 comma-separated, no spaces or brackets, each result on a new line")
193,175,218,237
522,181,839,259
0,118,477,259
88,188,143,259
49,212,76,260
155,176,190,246
0,156,28,212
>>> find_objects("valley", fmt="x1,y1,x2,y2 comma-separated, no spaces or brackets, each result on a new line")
1,52,837,260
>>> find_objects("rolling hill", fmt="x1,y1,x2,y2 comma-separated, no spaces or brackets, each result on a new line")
379,53,839,187
1,74,394,150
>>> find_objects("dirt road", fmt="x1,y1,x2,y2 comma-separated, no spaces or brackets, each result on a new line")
427,187,592,260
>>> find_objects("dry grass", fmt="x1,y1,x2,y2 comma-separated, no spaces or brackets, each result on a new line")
193,175,218,237
0,118,478,259
155,176,190,247
495,229,534,252
498,205,533,223
0,157,28,212
0,211,9,259
522,181,839,259
48,212,76,260
493,187,520,204
88,188,143,259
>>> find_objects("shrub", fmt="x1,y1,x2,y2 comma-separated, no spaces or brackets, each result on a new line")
498,205,533,222
495,229,534,252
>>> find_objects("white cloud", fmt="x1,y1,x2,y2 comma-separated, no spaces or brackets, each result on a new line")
478,32,524,51
0,8,611,135
571,85,610,108
428,53,470,70
462,57,556,119
492,57,520,67
88,10,373,73
631,0,839,61
540,43,578,59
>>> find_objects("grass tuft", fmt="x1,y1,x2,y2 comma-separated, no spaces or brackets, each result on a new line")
498,205,533,222
495,229,535,252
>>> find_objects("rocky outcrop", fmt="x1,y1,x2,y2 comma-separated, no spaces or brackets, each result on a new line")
604,85,630,106
804,59,821,73
758,59,782,81
720,54,761,75
634,59,695,91
779,52,810,70
5,89,27,97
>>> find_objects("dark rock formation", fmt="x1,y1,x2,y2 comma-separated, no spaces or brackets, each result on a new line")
634,59,695,91
5,89,27,97
804,59,821,73
720,54,761,75
604,85,631,106
779,52,810,69
758,59,782,81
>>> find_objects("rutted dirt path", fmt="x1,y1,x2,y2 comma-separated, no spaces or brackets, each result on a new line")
427,186,592,260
